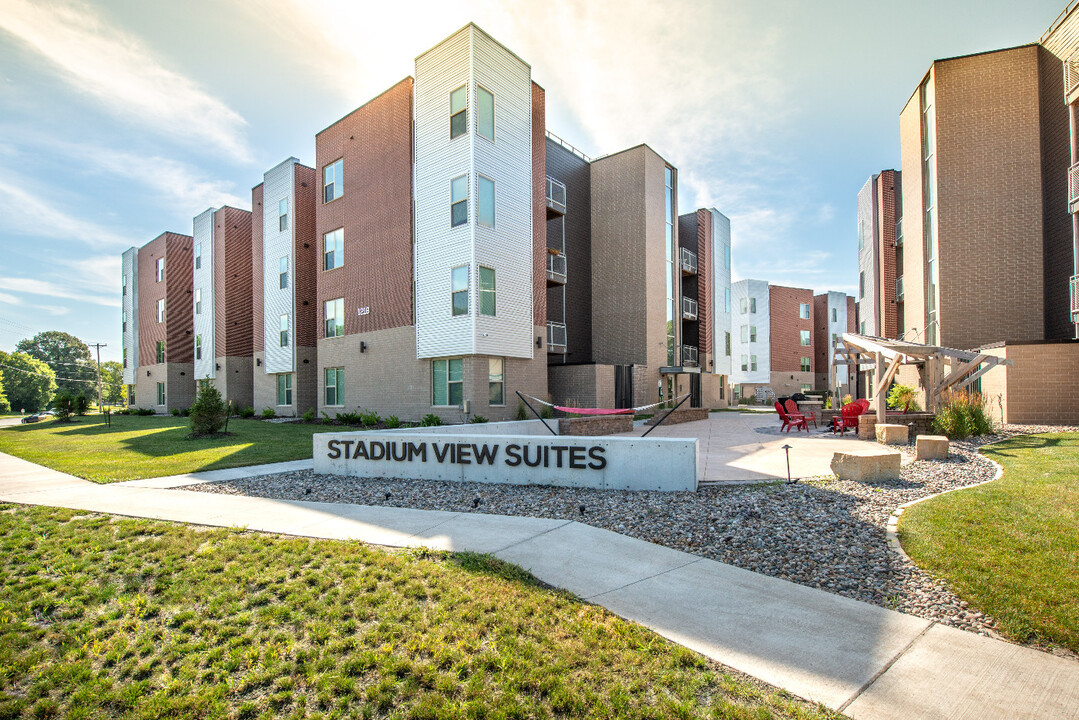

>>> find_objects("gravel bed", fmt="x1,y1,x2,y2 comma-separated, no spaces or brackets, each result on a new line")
184,424,1078,659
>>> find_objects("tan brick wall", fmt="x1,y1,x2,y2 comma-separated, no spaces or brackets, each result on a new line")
984,342,1079,424
770,371,816,398
316,77,414,338
253,347,317,417
211,355,253,409
900,82,926,344
769,285,814,373
135,362,195,413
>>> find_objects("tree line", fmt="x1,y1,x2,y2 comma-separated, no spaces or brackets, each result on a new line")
0,331,123,414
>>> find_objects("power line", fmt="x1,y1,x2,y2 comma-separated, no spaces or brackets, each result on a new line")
0,362,98,384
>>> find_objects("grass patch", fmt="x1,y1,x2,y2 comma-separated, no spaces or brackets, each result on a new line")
0,414,325,483
898,433,1079,652
0,504,839,719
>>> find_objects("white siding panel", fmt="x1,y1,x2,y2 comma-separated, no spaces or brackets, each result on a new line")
263,158,298,374
121,247,138,385
192,208,215,380
709,208,732,376
730,279,770,384
827,291,849,386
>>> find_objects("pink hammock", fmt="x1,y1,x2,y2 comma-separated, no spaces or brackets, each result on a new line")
553,406,633,416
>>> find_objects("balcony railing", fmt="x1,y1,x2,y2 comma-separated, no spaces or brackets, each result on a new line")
681,296,698,320
682,345,699,367
1066,50,1079,101
1069,163,1079,206
679,247,697,274
546,177,567,216
896,275,904,301
1071,274,1079,323
546,251,567,285
547,321,567,353
895,217,903,246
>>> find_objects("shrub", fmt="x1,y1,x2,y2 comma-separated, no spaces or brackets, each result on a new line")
540,404,553,420
261,408,276,420
52,391,75,422
335,411,362,426
238,406,255,419
516,401,528,421
420,413,443,427
189,380,227,437
886,384,921,412
135,407,156,416
385,415,401,429
842,394,854,406
74,394,90,416
171,407,181,417
302,408,316,422
469,415,488,424
321,411,334,425
360,410,381,427
933,390,993,439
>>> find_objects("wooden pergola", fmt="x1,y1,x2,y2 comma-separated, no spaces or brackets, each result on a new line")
831,333,1013,422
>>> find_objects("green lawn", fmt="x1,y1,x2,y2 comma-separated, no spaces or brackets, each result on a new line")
0,414,325,483
0,504,837,720
899,433,1079,653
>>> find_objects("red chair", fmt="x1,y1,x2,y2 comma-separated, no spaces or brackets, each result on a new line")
833,401,865,435
785,399,817,428
774,401,808,433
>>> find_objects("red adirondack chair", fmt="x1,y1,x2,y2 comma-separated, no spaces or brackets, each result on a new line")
833,401,866,434
774,401,808,433
785,399,817,428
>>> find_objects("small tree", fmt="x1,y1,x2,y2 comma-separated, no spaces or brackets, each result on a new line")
0,371,8,413
886,384,921,412
189,380,227,437
52,391,76,422
74,394,90,416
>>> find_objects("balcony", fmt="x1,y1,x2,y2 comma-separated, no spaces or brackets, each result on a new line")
1072,274,1079,324
546,250,567,286
896,275,904,301
680,247,697,275
682,345,699,367
1066,50,1079,102
546,177,567,218
1070,163,1079,209
547,321,567,354
895,217,903,246
681,296,698,321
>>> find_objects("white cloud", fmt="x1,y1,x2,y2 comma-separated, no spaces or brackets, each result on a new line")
35,305,71,316
0,178,135,250
0,0,251,163
0,293,21,305
0,277,119,308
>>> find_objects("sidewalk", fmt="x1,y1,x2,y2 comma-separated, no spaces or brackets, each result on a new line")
1,451,1076,719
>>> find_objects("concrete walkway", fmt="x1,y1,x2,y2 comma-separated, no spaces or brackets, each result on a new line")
1,452,1076,719
616,412,886,484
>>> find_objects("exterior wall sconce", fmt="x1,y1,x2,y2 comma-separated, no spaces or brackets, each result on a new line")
216,363,221,370
256,358,261,366
535,336,542,349
146,370,151,377
360,342,367,353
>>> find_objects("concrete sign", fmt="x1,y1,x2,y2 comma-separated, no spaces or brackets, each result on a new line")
312,431,698,492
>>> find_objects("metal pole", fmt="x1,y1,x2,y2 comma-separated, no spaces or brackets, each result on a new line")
515,391,558,436
641,393,690,437
89,342,107,412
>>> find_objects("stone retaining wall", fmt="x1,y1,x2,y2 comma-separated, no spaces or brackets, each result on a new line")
646,407,709,425
558,415,634,436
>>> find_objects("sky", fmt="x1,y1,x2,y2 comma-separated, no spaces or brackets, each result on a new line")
0,0,1068,362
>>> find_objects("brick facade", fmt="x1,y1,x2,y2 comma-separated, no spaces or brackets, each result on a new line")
982,342,1079,424
875,170,900,339
768,285,814,373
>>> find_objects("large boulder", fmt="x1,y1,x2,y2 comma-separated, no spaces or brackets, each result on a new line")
831,448,902,482
916,435,950,460
875,423,909,446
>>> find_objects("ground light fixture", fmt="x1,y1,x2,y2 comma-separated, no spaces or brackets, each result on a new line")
782,443,797,484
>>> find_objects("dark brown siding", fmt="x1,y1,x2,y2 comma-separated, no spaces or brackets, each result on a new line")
813,294,829,373
137,234,166,366
876,170,900,339
532,81,546,328
545,138,592,363
697,209,714,357
251,184,264,353
294,164,318,349
213,206,253,357
316,77,414,338
164,233,194,364
769,285,814,373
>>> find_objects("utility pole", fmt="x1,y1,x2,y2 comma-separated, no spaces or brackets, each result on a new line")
89,343,107,411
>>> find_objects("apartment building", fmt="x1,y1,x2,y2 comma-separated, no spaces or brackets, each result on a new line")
191,206,254,408
123,232,195,411
252,158,318,417
813,291,857,397
856,170,902,339
729,279,769,398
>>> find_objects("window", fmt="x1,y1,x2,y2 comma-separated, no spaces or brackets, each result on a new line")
195,334,202,360
451,175,468,227
750,297,757,313
195,289,201,315
156,341,165,364
861,320,867,334
801,384,812,393
122,311,127,333
799,303,810,319
194,244,201,270
156,257,165,282
800,330,811,346
324,228,344,270
859,271,865,299
477,85,494,141
279,256,289,290
750,355,758,371
450,85,467,139
725,331,731,356
725,288,731,313
740,325,747,342
122,274,127,296
832,308,838,322
479,267,495,316
451,266,469,316
324,368,343,406
432,358,463,406
279,198,288,232
277,374,293,406
832,333,839,347
279,314,289,347
157,298,165,323
156,382,165,406
488,358,504,405
477,176,495,227
741,354,748,371
740,297,747,314
750,326,757,342
324,298,344,338
724,244,731,270
800,357,811,372
323,158,343,203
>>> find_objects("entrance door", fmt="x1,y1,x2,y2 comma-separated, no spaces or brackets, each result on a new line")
689,373,701,408
614,365,634,409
